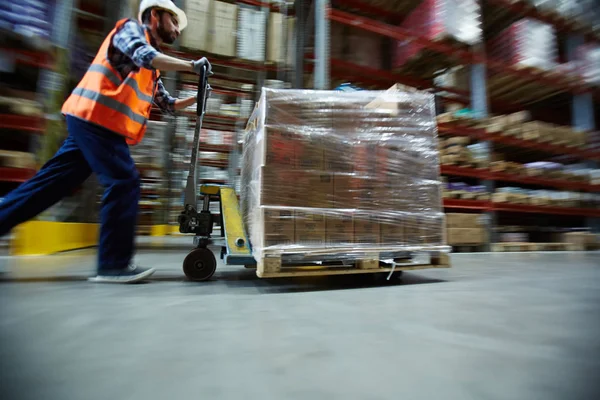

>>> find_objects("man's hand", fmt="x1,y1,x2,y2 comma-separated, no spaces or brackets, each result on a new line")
192,57,213,76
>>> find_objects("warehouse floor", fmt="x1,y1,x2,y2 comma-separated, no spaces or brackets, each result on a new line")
1,243,599,400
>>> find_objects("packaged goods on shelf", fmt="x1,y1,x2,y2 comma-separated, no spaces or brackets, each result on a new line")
200,166,228,181
131,121,166,166
286,17,296,67
0,0,52,39
488,19,557,71
433,66,469,94
562,231,600,250
210,1,238,56
556,0,600,29
267,12,288,64
0,96,43,117
200,129,233,146
393,0,482,70
345,28,382,69
237,4,266,62
576,44,600,86
181,0,212,50
0,150,36,169
240,88,448,260
241,99,254,119
493,187,600,208
443,182,489,200
446,227,487,245
499,232,529,243
528,0,559,12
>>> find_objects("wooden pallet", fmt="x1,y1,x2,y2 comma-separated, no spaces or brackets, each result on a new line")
254,251,450,278
452,245,484,253
491,242,583,252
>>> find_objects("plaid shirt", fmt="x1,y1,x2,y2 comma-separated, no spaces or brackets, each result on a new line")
109,20,176,114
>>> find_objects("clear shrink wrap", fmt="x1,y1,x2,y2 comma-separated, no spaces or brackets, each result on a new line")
240,88,449,261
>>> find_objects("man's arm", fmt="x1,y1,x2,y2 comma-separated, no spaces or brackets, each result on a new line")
150,53,194,73
154,78,196,115
173,96,198,110
112,20,195,73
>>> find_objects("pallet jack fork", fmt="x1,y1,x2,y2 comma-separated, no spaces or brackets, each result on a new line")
177,66,255,281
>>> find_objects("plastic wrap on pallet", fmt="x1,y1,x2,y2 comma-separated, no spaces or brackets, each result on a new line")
393,0,482,69
240,88,449,261
489,19,557,71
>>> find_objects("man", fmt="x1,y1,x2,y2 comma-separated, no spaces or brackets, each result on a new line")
0,0,211,283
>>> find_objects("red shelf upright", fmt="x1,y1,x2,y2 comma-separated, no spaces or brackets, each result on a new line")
0,115,45,133
0,167,36,183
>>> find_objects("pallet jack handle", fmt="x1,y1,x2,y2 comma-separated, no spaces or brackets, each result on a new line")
179,65,212,234
183,65,211,211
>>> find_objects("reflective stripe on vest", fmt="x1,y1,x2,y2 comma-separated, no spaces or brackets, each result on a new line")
71,87,147,125
87,64,154,104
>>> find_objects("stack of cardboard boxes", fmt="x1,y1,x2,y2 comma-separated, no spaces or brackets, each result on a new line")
240,88,447,260
445,213,487,245
181,0,294,64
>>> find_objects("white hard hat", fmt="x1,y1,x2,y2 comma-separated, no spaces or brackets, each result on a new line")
139,0,188,31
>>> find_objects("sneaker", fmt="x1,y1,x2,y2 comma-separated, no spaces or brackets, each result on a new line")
88,264,156,284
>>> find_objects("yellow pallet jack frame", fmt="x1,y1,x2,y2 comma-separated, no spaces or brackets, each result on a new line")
177,66,255,281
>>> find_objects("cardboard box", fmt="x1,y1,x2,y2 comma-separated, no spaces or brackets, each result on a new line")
292,172,333,208
445,213,484,228
295,137,324,170
354,213,380,245
286,17,296,67
181,0,212,51
237,5,267,61
562,232,598,247
364,84,401,116
447,228,486,245
326,213,354,246
403,216,422,244
265,128,297,168
209,1,237,56
295,210,326,246
333,174,355,209
323,139,353,173
414,215,446,246
260,168,301,207
263,208,295,247
380,217,403,245
267,12,284,63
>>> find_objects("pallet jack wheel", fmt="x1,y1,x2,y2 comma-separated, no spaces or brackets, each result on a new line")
183,247,217,281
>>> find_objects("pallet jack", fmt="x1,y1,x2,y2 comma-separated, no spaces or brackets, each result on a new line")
177,66,255,281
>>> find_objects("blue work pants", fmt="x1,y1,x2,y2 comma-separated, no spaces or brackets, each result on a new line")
0,115,140,271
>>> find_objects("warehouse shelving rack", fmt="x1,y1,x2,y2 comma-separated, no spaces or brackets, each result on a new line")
308,0,599,249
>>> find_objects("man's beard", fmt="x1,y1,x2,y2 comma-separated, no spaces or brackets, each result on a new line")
157,21,176,44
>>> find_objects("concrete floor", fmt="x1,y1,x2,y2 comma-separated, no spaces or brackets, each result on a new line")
1,245,599,400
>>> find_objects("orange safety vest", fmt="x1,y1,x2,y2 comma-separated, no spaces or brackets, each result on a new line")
62,18,160,145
